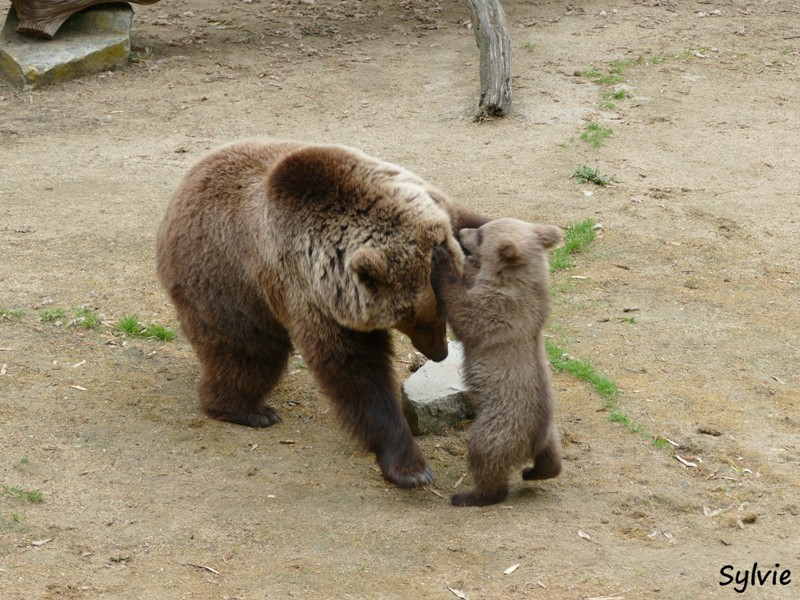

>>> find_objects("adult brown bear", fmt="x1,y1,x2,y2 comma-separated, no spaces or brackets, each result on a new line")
156,139,488,488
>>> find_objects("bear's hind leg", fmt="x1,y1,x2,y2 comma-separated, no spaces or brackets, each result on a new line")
195,328,292,428
297,326,433,488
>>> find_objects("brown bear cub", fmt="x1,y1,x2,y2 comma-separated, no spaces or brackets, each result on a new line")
156,139,489,489
431,218,563,506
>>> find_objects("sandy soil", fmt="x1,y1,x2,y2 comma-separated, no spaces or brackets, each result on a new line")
2,0,799,598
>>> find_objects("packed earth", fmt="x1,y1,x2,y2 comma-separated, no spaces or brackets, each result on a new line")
1,1,799,598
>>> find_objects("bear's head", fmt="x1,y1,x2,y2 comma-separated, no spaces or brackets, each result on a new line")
458,218,563,290
346,221,462,363
268,144,464,362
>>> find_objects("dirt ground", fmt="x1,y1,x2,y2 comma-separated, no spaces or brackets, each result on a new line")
1,0,799,598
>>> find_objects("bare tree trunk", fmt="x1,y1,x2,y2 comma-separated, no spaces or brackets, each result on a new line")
463,0,512,117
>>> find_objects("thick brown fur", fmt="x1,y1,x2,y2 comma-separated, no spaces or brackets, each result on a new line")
156,139,489,489
431,218,564,506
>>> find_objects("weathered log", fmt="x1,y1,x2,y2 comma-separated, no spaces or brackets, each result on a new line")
11,0,160,39
463,0,512,117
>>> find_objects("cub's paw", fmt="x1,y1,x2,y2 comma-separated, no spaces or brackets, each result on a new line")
430,244,457,291
522,448,562,481
522,461,561,481
451,488,507,507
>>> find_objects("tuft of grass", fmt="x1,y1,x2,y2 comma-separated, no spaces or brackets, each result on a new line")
582,68,624,86
2,485,44,504
144,324,176,342
617,316,636,324
580,122,613,147
602,88,628,109
551,218,597,273
571,165,619,187
73,307,101,329
116,314,146,336
115,315,175,341
39,308,66,323
0,308,25,321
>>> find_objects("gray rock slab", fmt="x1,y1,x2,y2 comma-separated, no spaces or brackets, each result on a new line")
401,340,475,435
0,4,133,89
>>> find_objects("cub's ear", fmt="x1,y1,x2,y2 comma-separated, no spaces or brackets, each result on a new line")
533,224,564,250
348,247,388,290
497,240,522,264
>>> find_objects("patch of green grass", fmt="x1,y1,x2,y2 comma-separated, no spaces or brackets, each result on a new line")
551,218,597,273
116,314,146,336
602,88,628,109
145,324,176,342
73,307,101,329
582,68,624,86
0,308,25,321
617,316,636,324
545,339,665,446
580,122,613,147
571,165,619,187
545,340,618,400
547,229,666,448
115,315,175,341
39,308,66,323
520,41,535,52
2,485,44,504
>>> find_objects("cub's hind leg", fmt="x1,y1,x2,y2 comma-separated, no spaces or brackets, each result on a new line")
452,428,511,507
522,425,562,481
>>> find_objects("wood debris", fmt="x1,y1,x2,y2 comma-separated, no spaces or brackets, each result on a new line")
675,455,697,468
503,563,519,575
186,563,221,575
446,585,468,599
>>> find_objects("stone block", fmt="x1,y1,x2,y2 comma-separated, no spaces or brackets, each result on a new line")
401,340,475,435
0,4,133,89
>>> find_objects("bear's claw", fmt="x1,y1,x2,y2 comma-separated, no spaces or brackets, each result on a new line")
384,462,435,489
206,405,283,428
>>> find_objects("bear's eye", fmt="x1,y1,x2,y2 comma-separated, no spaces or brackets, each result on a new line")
476,229,483,246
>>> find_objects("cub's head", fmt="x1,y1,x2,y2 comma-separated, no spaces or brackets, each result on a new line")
458,218,563,289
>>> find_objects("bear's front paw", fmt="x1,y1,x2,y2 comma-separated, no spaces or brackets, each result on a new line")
383,460,434,489
206,405,283,428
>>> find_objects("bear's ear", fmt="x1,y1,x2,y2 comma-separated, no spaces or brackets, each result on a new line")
267,145,359,204
497,240,522,264
349,247,388,290
533,224,564,250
